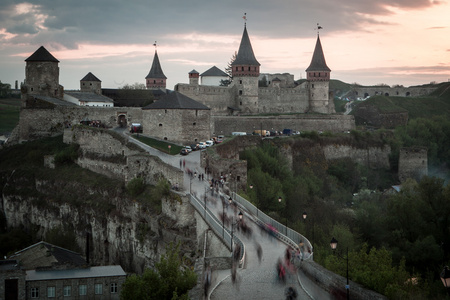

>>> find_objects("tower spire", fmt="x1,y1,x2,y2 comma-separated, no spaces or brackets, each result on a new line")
145,42,167,90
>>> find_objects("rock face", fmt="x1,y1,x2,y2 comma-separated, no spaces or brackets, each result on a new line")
1,174,198,274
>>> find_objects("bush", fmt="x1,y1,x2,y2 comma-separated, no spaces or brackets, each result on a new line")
127,177,145,197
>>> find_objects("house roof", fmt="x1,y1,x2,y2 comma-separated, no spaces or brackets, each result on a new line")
143,91,209,110
200,66,228,77
306,35,331,72
8,241,86,270
26,265,126,281
231,26,260,66
81,72,101,82
145,50,167,79
25,46,59,63
65,91,114,103
33,96,77,107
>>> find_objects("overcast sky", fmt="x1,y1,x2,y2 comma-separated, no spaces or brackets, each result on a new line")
1,0,449,90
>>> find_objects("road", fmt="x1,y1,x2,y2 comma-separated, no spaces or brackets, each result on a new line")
124,132,331,300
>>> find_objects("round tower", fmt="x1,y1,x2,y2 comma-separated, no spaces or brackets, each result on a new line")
231,24,260,114
145,46,167,90
305,33,334,114
23,46,62,99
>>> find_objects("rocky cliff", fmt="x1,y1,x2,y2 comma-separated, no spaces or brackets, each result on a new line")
1,171,198,274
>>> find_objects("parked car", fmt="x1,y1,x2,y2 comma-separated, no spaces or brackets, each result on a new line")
185,146,192,152
205,140,214,147
190,144,199,151
198,142,207,149
216,135,224,143
180,148,189,155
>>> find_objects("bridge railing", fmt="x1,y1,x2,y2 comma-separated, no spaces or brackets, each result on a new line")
188,194,245,266
232,192,313,259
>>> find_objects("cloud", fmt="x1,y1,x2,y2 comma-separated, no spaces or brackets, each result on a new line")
0,0,443,50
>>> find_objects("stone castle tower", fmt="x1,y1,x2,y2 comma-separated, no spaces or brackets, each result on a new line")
231,24,260,113
22,46,64,103
80,72,102,94
306,34,334,113
189,69,200,85
145,48,167,90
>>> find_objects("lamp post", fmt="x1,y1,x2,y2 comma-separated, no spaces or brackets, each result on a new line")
278,196,287,235
249,184,258,217
230,211,243,254
189,171,197,194
330,237,349,300
441,266,450,295
303,211,314,251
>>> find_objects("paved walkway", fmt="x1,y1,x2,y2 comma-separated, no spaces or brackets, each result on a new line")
124,133,331,300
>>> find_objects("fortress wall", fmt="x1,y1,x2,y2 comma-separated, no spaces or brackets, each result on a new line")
65,127,184,186
17,106,142,142
211,115,355,136
176,83,235,115
353,86,436,98
323,144,391,169
141,108,211,145
398,147,428,183
258,86,310,113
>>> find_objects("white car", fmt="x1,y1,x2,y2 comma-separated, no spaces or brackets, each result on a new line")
205,140,214,147
198,142,207,149
184,146,192,153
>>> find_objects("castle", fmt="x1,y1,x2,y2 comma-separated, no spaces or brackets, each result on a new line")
174,24,335,115
16,24,355,145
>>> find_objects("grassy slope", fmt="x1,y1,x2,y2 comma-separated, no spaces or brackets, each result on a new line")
0,98,21,135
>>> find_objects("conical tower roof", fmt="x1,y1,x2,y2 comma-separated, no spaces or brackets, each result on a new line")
145,50,167,79
306,35,330,72
25,46,59,63
232,26,260,66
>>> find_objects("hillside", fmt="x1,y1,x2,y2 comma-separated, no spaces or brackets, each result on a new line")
352,94,450,120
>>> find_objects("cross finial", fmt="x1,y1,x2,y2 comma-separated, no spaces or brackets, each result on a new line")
153,41,157,50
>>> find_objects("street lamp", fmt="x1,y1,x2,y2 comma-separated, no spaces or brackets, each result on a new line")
441,266,450,295
278,197,287,235
231,211,243,254
189,171,197,193
249,184,258,217
330,237,349,300
303,211,314,251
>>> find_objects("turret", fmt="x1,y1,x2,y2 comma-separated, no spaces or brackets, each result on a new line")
189,69,199,85
305,33,334,113
231,24,260,114
145,47,167,90
23,46,63,99
80,72,102,94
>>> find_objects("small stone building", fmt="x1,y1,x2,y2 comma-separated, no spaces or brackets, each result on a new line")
142,91,211,144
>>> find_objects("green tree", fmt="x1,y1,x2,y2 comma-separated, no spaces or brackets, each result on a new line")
120,242,197,300
224,51,237,79
120,82,146,89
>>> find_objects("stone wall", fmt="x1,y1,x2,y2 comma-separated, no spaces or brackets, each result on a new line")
211,114,355,136
322,144,391,169
258,83,310,114
0,266,26,300
65,127,184,186
398,147,428,183
141,108,211,145
352,86,437,98
16,106,143,143
353,105,408,128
